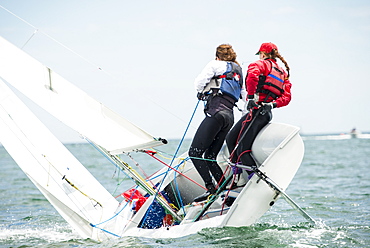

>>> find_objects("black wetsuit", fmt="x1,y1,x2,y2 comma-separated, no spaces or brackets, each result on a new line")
188,95,235,188
226,107,272,166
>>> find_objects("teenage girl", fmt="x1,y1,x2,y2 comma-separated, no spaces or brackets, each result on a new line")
189,44,245,202
226,42,292,180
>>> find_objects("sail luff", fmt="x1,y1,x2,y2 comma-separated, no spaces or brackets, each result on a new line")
0,35,164,153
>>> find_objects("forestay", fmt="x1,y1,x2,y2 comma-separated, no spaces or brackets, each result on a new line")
0,36,163,154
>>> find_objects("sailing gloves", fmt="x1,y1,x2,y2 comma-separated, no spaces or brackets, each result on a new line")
247,93,276,113
262,102,275,111
260,102,276,115
247,98,258,110
197,92,206,100
197,92,211,101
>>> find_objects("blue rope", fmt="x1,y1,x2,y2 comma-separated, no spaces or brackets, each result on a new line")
165,101,201,212
89,100,201,230
89,186,140,238
169,100,200,167
92,186,139,227
139,100,201,227
172,157,191,214
89,223,121,238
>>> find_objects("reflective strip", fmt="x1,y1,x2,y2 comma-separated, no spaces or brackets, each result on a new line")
267,73,284,83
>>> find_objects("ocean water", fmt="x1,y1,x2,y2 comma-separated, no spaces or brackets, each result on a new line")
0,137,369,247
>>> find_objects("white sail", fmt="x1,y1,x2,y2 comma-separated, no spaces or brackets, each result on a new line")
0,36,163,154
0,78,120,239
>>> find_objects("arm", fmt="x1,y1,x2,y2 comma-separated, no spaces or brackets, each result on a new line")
194,60,226,92
245,60,268,98
274,79,292,108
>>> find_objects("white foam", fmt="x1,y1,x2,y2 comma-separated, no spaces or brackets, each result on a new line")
0,227,81,242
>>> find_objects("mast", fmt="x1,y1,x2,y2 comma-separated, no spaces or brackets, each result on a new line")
91,141,183,222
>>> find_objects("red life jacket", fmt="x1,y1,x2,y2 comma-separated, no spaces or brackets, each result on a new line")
257,61,285,101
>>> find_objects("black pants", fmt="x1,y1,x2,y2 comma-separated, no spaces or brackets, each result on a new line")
226,108,272,166
189,110,234,188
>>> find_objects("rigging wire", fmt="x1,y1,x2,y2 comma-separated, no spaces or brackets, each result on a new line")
21,29,38,49
125,152,152,182
0,4,198,130
145,150,205,190
87,138,183,225
0,5,110,75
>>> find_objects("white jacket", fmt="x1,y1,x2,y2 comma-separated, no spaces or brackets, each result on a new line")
194,60,247,101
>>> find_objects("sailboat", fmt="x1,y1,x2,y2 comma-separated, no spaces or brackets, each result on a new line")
0,35,315,240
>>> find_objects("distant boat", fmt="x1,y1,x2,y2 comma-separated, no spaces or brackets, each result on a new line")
349,128,361,139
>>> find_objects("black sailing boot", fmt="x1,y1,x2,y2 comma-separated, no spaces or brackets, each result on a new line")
193,184,216,202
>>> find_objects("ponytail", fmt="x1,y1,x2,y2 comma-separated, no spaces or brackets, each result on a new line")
271,49,290,79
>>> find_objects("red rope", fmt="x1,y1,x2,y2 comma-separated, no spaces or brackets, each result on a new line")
229,109,254,162
144,150,207,190
237,150,252,164
220,173,235,214
215,165,231,190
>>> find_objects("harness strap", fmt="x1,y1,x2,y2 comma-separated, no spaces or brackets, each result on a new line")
217,72,238,80
272,66,284,74
263,81,284,93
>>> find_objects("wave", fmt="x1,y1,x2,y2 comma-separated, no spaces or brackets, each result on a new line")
302,133,370,140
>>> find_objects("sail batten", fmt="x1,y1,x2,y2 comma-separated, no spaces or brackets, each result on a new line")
0,36,163,153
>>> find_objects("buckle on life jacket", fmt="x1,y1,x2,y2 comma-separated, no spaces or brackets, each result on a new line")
218,72,240,81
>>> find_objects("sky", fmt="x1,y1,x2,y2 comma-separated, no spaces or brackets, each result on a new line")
0,0,369,143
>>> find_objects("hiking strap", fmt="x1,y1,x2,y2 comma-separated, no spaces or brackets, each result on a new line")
193,173,233,222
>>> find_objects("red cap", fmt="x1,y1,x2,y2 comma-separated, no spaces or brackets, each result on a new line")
256,42,278,55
